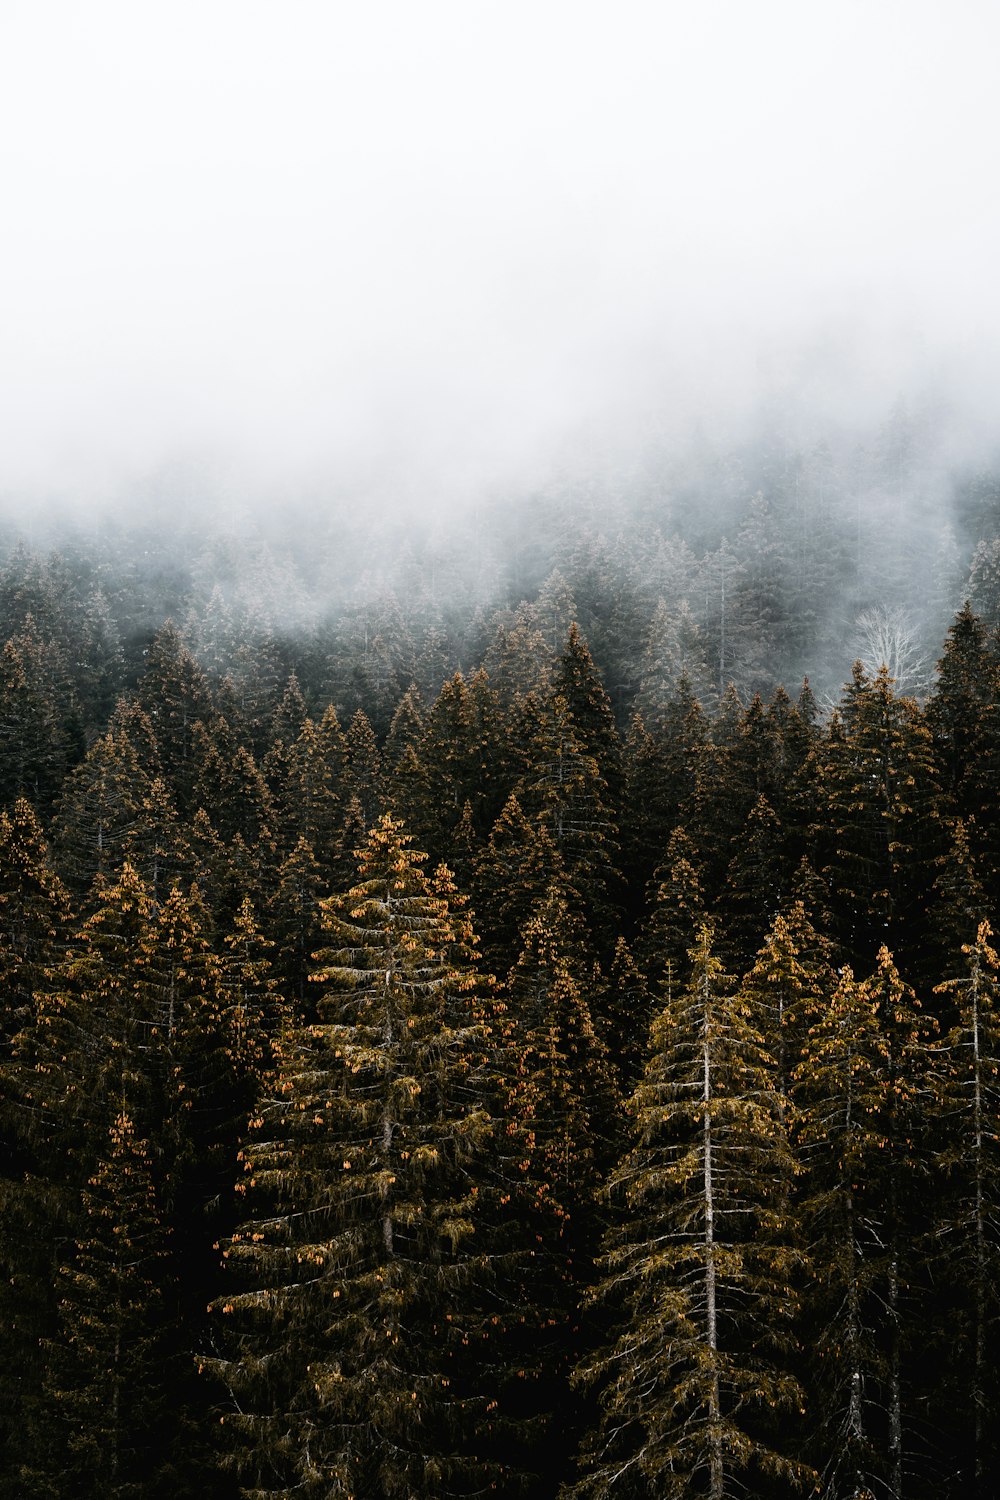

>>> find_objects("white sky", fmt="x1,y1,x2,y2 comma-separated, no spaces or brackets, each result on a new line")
2,0,999,508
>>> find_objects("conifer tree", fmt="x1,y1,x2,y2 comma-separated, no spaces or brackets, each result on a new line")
0,801,72,1485
122,774,189,906
929,817,990,981
490,884,619,1493
925,603,998,810
639,824,707,996
517,691,621,952
211,815,497,1497
472,791,566,978
792,950,929,1500
342,706,382,827
572,925,808,1500
36,1110,176,1500
268,835,326,1013
53,724,153,900
276,710,345,878
382,683,425,770
931,923,1000,1497
0,799,71,1051
138,621,214,809
553,622,623,808
720,793,789,975
603,935,653,1087
0,615,81,811
814,664,944,969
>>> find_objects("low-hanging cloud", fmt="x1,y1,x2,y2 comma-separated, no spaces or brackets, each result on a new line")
2,0,999,514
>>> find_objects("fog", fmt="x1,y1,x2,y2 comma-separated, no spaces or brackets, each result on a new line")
1,0,998,519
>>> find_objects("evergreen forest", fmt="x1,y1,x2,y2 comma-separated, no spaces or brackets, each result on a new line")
4,440,1000,1499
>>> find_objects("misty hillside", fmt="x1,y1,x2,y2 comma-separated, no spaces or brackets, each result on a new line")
6,406,1000,742
6,1,1000,1494
2,474,1000,1495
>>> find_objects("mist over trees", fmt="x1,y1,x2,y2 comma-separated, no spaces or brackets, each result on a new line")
3,412,1000,1497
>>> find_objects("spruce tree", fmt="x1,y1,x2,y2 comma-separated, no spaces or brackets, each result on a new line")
931,923,1000,1497
36,1110,176,1500
572,925,809,1499
210,815,498,1497
793,950,930,1499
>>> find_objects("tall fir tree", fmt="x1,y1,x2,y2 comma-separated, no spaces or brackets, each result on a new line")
571,925,809,1500
210,815,499,1497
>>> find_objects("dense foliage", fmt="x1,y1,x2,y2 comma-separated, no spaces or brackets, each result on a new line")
3,468,1000,1497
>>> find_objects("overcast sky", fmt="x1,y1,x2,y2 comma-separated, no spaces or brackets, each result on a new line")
2,1,999,511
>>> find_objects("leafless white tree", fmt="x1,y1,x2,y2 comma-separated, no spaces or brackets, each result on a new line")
854,604,931,698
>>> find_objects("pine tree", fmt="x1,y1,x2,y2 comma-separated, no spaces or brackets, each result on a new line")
720,794,789,975
53,722,153,900
490,885,619,1493
138,621,214,810
517,691,621,953
472,791,566,979
639,825,707,997
572,925,809,1499
0,801,72,1488
0,615,82,812
793,950,929,1499
931,923,1000,1497
36,1110,176,1500
210,815,497,1497
814,664,945,969
553,623,623,808
342,706,382,827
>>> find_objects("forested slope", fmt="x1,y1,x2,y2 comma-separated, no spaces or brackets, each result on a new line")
2,480,1000,1496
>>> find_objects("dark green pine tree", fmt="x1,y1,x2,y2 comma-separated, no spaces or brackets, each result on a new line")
925,603,998,813
268,834,327,1014
218,895,282,1097
52,718,155,901
261,673,309,799
122,774,190,907
190,720,275,854
0,801,73,1490
571,924,809,1500
639,824,707,997
0,615,82,812
719,793,789,976
0,798,72,1053
602,935,654,1089
137,621,214,806
931,923,1000,1498
553,623,623,807
7,864,208,1496
814,664,945,970
490,884,620,1495
792,950,930,1500
472,790,566,979
621,674,708,905
382,683,426,771
517,690,621,954
342,706,382,829
276,707,346,871
928,816,991,981
34,1109,177,1500
210,814,498,1498
76,586,125,734
737,904,836,1108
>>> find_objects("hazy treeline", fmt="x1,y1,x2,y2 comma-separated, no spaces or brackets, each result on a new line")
2,457,1000,1496
5,402,1000,731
